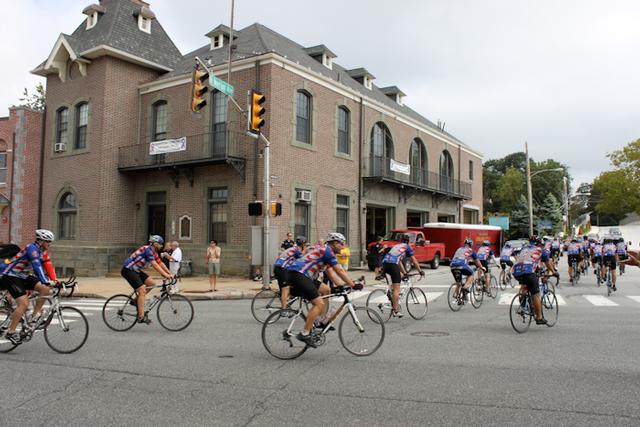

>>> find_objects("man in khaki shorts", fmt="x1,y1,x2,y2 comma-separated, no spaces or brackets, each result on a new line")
206,240,221,292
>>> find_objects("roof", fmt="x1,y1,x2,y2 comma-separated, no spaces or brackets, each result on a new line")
304,44,336,58
205,24,236,38
34,0,182,73
380,86,406,97
166,23,476,152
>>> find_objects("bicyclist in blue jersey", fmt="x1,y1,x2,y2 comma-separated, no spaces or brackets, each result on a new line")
512,235,556,325
286,233,361,347
476,240,496,293
592,239,603,271
602,236,618,290
381,234,424,318
550,237,561,260
0,230,56,344
500,242,514,270
567,238,582,283
616,238,628,274
450,239,483,303
273,236,307,308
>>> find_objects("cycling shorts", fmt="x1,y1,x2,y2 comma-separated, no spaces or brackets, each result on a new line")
500,260,514,269
567,254,581,265
479,260,489,270
451,265,474,282
287,270,320,301
273,266,289,289
382,262,402,284
603,256,617,269
0,275,39,299
618,253,628,261
514,272,539,295
121,268,149,290
592,255,602,263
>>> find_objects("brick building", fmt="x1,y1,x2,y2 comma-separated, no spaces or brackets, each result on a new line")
32,0,483,276
0,107,44,246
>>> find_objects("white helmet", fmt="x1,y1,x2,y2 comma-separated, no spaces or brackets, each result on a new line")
325,232,346,244
149,235,164,245
35,229,55,242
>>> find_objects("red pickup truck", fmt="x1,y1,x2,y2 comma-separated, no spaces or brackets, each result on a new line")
367,229,445,272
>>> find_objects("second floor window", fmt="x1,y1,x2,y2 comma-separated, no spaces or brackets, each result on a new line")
337,107,350,155
56,107,69,147
296,91,311,144
211,91,227,154
153,101,168,141
0,149,6,185
75,102,88,149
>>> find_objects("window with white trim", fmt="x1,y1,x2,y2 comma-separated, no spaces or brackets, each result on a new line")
138,15,151,33
86,12,98,30
336,195,349,242
75,102,88,149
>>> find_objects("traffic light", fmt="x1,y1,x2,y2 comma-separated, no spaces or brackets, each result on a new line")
248,90,266,134
248,202,263,216
191,67,209,113
271,202,282,217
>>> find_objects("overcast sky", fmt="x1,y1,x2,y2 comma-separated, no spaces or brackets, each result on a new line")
2,0,639,187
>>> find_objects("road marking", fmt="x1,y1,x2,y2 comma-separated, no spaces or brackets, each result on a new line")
584,295,619,306
426,292,443,302
499,293,516,305
555,295,567,306
627,296,640,304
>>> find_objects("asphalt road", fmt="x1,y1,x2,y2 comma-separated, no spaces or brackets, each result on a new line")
2,260,640,426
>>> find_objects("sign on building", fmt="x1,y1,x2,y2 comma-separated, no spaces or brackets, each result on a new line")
390,159,410,175
149,137,187,155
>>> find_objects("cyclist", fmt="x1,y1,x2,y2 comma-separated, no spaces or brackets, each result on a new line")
476,240,495,293
286,232,360,347
592,239,604,273
0,229,56,344
602,236,618,290
512,235,556,325
381,234,424,317
581,236,590,272
550,237,561,261
273,236,307,309
567,237,582,284
450,238,483,303
616,238,628,274
500,242,514,271
121,235,174,324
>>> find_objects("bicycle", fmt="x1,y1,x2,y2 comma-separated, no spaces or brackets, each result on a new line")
102,277,193,332
261,280,385,359
0,281,89,353
604,266,614,297
499,262,514,289
509,276,558,333
365,272,428,322
251,287,309,324
570,260,580,285
477,262,499,300
594,261,603,287
447,268,482,311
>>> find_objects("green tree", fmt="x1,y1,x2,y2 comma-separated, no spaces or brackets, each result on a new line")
19,83,45,112
592,170,639,220
493,167,525,212
538,193,563,234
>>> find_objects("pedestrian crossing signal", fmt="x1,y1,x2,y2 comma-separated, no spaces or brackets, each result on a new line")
271,202,282,217
249,90,266,134
191,67,209,113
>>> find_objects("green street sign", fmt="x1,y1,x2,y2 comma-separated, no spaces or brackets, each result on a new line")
209,75,234,97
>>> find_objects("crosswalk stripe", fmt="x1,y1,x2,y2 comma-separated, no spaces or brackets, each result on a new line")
583,295,619,306
627,296,640,304
499,293,516,305
555,295,567,306
426,292,443,302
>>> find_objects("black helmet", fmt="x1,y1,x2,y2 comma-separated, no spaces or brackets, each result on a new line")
603,235,614,244
529,235,541,245
295,236,307,246
400,234,411,243
464,238,473,246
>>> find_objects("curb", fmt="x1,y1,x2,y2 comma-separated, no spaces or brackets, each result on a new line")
72,290,261,301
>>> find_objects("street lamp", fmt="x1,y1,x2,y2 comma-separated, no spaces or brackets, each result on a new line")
525,142,564,236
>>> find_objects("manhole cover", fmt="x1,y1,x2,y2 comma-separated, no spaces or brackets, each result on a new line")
218,355,235,359
410,331,449,338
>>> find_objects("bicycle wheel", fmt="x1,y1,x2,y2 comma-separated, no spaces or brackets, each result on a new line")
157,294,194,332
470,282,483,308
489,276,499,300
102,294,137,332
44,306,89,354
338,306,385,356
251,289,281,323
508,273,514,288
405,287,428,320
499,271,507,290
0,308,20,353
509,294,532,334
447,283,463,312
261,309,308,360
365,289,392,322
541,291,558,327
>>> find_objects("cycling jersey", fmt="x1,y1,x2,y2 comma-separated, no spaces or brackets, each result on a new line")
500,246,513,261
450,246,477,267
274,246,302,269
567,243,581,255
286,244,338,279
603,243,617,257
382,243,414,265
581,241,590,253
0,242,50,284
476,246,493,261
123,245,161,272
616,242,628,256
43,250,57,282
592,244,603,257
544,242,552,252
551,240,561,250
512,244,549,276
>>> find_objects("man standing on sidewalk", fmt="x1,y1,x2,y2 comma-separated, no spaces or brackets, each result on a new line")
206,240,221,292
164,241,182,293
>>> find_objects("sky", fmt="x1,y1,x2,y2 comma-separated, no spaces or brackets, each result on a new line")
1,0,639,188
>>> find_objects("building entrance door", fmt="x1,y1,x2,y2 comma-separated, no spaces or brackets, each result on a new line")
366,206,389,244
147,191,166,238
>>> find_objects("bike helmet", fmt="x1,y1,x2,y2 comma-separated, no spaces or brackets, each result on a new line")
464,238,473,246
603,235,613,244
149,235,164,245
325,232,346,244
481,240,490,246
529,235,541,245
571,237,578,243
400,234,411,243
35,229,55,242
295,236,307,246
504,242,511,247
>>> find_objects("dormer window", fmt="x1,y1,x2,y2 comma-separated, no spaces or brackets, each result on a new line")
364,77,372,90
322,54,333,70
138,15,151,33
86,12,98,30
305,45,337,70
347,68,375,91
211,34,224,50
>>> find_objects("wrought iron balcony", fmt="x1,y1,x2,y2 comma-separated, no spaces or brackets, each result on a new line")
366,155,473,199
118,131,244,172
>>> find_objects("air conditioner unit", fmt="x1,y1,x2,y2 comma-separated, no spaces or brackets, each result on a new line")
296,190,311,202
54,143,67,153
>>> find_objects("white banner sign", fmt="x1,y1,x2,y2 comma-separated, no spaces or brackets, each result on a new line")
149,137,187,155
390,159,411,175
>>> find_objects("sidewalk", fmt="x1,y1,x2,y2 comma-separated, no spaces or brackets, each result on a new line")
72,266,451,300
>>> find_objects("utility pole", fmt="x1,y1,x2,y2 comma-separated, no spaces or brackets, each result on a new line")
226,0,234,86
260,132,271,290
563,175,569,236
526,142,534,236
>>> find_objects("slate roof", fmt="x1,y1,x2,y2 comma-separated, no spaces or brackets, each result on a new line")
167,23,473,151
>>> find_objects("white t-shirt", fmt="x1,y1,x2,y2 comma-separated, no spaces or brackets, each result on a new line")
169,248,183,275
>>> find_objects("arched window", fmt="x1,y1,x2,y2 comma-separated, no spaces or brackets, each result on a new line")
337,106,350,155
56,107,69,151
439,150,454,193
75,102,88,149
58,192,77,239
370,122,394,176
296,90,312,144
152,100,168,141
410,138,427,186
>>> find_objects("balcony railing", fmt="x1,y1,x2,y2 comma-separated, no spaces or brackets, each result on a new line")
118,131,244,171
367,156,473,199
